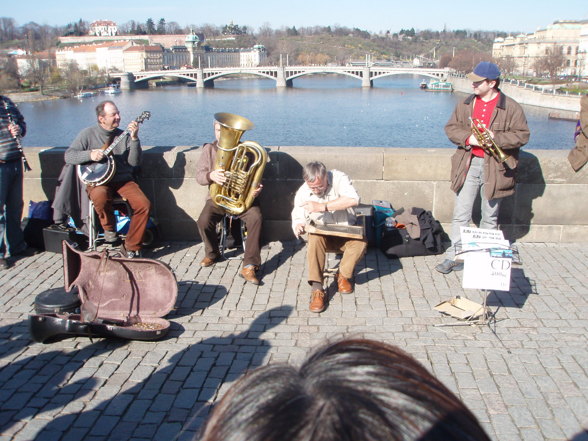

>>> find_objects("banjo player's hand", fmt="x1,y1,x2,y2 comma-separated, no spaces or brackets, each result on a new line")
128,121,139,140
90,149,105,162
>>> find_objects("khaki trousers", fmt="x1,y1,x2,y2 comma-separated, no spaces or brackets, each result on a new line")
306,234,367,284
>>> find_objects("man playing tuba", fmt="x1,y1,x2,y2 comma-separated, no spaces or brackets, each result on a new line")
195,118,264,285
435,62,530,274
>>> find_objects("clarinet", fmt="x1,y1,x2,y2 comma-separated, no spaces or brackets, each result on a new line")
2,99,32,171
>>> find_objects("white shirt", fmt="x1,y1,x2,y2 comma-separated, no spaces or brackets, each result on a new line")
291,169,360,234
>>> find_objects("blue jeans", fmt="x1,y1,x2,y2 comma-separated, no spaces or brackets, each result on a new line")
445,156,501,260
0,160,26,258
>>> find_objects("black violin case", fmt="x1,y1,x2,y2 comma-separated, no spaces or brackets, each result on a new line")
29,241,177,343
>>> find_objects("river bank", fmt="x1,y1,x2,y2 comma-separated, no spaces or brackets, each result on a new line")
6,91,63,103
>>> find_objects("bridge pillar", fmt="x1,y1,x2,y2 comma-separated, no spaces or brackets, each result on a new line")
119,73,135,90
196,69,205,88
276,66,289,88
362,67,373,88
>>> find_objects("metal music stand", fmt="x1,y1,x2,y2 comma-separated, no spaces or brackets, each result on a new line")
435,227,514,328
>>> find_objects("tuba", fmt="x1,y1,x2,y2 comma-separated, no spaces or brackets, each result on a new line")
210,112,268,215
469,117,511,165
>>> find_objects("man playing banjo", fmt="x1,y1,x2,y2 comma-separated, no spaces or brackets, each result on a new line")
65,100,151,258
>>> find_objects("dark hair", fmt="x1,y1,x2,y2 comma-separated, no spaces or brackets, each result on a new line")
95,100,116,118
303,161,327,183
198,339,492,441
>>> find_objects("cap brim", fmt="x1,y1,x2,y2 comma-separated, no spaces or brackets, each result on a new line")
466,72,486,82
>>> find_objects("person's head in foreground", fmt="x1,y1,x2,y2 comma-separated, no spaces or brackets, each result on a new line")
198,338,491,441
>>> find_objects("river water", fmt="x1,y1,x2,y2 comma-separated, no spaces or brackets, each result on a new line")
17,75,576,150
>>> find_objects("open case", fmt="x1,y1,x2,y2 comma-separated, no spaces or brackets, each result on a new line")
29,241,177,343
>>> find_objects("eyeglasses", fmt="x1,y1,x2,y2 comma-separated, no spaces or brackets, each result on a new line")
307,179,326,190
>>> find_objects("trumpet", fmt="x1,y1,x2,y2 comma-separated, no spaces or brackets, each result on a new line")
469,117,510,165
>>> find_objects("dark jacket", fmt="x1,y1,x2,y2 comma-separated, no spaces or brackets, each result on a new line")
568,95,588,172
445,90,530,200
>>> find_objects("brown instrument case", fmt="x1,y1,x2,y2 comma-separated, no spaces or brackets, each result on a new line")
29,241,177,343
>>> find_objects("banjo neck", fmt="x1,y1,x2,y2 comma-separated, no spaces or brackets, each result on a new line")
101,111,151,157
102,127,131,156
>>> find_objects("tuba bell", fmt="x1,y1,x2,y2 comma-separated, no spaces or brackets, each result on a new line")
209,112,268,215
469,117,511,165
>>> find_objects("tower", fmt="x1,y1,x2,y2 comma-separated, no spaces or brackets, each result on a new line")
185,29,200,67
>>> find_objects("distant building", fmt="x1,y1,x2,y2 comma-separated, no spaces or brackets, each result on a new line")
89,20,118,37
164,45,190,69
56,41,131,70
202,44,267,68
14,50,55,76
493,20,588,77
123,45,164,71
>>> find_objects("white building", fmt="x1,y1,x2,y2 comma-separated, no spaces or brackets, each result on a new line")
202,45,267,68
493,20,588,77
89,20,118,37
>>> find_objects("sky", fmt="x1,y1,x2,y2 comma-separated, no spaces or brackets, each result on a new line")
4,0,588,34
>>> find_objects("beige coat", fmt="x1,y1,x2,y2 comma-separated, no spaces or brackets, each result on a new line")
568,95,588,172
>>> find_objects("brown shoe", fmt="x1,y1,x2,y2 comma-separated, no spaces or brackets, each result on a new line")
309,289,326,313
200,257,216,267
337,273,353,294
240,266,260,285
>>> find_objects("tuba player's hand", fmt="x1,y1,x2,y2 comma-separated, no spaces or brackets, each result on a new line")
253,184,263,198
210,169,226,185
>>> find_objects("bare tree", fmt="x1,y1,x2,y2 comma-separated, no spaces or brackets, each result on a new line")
532,45,565,81
0,56,19,92
448,50,489,73
0,17,17,41
497,56,517,77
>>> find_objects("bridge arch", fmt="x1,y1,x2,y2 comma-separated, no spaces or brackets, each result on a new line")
286,69,363,84
368,71,448,83
134,73,198,84
203,71,277,83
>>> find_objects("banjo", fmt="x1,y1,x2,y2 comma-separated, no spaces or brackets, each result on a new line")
77,111,151,186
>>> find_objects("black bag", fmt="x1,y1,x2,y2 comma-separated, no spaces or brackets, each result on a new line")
22,200,54,250
380,207,446,259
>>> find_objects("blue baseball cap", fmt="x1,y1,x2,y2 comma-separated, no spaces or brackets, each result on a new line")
466,61,501,82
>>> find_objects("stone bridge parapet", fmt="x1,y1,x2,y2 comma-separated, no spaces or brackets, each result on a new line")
23,146,587,244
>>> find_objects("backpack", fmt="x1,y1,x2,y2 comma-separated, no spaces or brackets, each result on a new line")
380,207,447,259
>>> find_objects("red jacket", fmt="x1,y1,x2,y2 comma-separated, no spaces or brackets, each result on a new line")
445,91,530,200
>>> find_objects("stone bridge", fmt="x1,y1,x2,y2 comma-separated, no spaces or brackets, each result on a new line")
112,66,450,89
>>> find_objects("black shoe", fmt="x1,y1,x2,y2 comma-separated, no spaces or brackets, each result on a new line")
13,247,40,257
435,259,464,274
0,258,8,270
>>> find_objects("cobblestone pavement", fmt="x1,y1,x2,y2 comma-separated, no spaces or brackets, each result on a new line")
1,241,587,441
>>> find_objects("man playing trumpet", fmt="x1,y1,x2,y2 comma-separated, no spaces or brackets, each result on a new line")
292,162,367,312
435,61,530,274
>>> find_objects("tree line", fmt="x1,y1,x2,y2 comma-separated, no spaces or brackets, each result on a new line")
0,15,572,94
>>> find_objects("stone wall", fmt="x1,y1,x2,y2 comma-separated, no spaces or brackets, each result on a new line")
451,76,582,112
24,145,588,244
